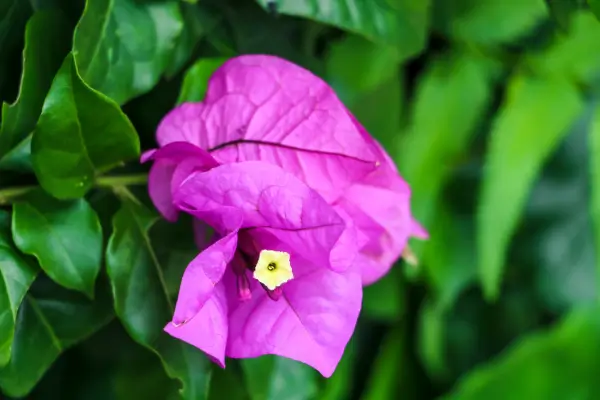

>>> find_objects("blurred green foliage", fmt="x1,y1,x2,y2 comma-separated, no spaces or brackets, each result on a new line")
1,0,600,399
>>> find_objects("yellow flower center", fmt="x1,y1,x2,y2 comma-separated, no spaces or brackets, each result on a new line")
253,250,294,290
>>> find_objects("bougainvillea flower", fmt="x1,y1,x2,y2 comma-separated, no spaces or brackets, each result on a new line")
142,55,426,377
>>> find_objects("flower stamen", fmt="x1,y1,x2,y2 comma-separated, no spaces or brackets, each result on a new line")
236,272,252,301
402,245,418,266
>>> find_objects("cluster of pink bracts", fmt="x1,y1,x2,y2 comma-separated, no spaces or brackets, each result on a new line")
142,55,426,377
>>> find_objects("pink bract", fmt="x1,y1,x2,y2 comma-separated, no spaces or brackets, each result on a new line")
142,55,426,377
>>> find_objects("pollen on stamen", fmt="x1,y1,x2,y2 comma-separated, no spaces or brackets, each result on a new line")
402,245,419,266
253,250,293,291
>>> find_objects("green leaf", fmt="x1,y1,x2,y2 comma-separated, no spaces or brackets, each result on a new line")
593,103,600,301
547,0,587,30
523,102,596,311
106,198,211,400
361,326,407,400
319,339,357,400
398,52,497,225
0,1,31,57
362,268,404,322
48,320,180,400
0,10,71,159
74,0,183,104
224,1,320,73
165,2,220,78
114,362,180,400
352,74,402,146
534,198,596,311
241,356,318,400
477,75,583,300
0,134,32,172
417,299,449,381
325,34,404,150
527,11,600,87
177,58,228,104
326,34,399,97
31,53,140,199
425,287,543,384
112,333,181,400
326,35,404,156
106,199,171,343
588,0,600,21
432,0,548,45
424,207,477,310
12,191,102,297
511,99,599,314
0,211,10,237
0,210,37,367
201,13,236,58
0,0,32,103
208,366,249,400
256,0,430,61
0,1,30,41
442,308,600,399
0,276,113,398
150,215,204,299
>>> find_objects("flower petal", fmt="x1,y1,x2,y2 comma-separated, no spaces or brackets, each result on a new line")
156,102,207,148
329,206,363,272
174,161,345,268
143,142,218,221
165,281,228,368
148,157,178,221
340,164,426,284
193,219,214,250
156,55,381,202
204,55,377,161
224,255,362,377
172,231,238,325
214,144,376,203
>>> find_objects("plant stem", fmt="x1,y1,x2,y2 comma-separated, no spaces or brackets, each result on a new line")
0,186,37,205
95,173,148,188
0,173,149,205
